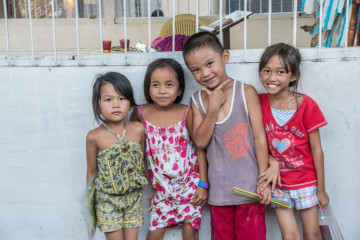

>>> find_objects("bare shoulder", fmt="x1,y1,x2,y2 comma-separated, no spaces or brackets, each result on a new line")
244,83,258,95
178,103,190,111
295,92,305,105
86,126,103,143
243,83,260,102
127,121,145,134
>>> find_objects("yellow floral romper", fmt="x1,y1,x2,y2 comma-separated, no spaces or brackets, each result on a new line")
95,123,148,232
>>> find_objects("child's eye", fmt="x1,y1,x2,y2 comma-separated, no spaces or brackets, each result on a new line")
207,61,214,66
119,97,126,101
167,83,174,87
105,98,111,102
278,70,285,74
262,69,270,74
151,83,158,87
192,68,199,73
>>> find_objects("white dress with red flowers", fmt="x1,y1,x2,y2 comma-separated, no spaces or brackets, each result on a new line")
140,105,202,231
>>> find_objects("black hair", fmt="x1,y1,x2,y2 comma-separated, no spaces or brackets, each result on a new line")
259,43,301,90
92,72,136,124
182,31,224,65
151,9,164,17
143,58,185,103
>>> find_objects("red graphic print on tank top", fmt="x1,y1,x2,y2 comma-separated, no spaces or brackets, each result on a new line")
224,122,250,160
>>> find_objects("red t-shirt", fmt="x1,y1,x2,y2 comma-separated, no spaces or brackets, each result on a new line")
259,93,327,190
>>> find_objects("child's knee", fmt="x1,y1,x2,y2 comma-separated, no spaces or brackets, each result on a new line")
303,229,322,240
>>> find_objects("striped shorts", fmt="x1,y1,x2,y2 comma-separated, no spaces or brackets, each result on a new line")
271,186,318,210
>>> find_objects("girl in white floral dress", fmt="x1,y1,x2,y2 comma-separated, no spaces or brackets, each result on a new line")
131,58,208,240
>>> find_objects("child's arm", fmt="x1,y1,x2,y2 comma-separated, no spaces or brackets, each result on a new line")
309,129,329,208
258,154,281,192
187,107,208,206
86,130,98,183
138,123,156,212
191,80,230,148
244,84,271,204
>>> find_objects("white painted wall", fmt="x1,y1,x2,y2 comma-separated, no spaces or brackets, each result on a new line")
0,50,359,240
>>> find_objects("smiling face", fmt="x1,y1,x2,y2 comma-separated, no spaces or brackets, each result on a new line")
149,66,181,108
185,46,229,90
260,54,297,97
99,82,130,123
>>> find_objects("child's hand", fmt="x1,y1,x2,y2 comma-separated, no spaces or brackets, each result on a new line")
257,184,272,205
190,187,208,206
317,190,329,209
202,79,230,112
147,188,157,212
258,161,281,192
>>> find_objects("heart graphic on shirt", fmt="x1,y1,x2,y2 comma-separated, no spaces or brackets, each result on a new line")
272,138,291,153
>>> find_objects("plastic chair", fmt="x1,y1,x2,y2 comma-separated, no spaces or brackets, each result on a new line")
159,14,208,37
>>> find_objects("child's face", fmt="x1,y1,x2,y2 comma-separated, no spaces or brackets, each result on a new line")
99,82,131,123
149,66,181,108
185,46,229,89
260,54,297,96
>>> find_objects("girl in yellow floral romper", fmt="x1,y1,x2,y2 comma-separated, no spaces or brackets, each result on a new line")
86,72,148,240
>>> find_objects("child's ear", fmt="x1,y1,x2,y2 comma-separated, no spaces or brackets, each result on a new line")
222,50,230,64
290,73,298,83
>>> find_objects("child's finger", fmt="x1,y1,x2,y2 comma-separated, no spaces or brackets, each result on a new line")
201,88,212,96
277,176,282,186
218,79,230,90
260,179,271,191
271,181,276,192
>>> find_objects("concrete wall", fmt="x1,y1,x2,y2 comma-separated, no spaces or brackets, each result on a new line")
0,52,359,239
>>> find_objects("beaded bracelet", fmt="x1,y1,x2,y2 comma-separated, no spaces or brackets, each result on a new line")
198,180,209,189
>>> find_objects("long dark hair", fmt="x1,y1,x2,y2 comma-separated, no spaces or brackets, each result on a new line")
143,58,185,103
92,72,136,124
259,43,301,91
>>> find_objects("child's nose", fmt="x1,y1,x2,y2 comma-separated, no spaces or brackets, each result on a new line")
202,69,210,78
159,85,166,93
269,71,277,80
113,100,120,107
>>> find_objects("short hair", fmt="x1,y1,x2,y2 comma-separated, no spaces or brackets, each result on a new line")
92,72,136,124
259,43,301,89
182,31,224,64
143,58,185,103
151,9,164,17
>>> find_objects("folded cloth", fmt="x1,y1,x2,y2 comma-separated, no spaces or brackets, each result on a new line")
151,35,190,51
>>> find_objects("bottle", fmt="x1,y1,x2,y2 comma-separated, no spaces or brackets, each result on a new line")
318,204,344,240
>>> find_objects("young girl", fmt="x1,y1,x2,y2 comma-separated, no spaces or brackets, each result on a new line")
131,58,208,240
258,43,330,240
86,72,148,240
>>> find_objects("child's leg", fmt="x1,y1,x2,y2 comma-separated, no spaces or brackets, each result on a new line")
209,205,235,240
105,229,124,240
182,223,199,240
274,208,300,240
299,206,322,240
123,228,139,240
234,202,266,240
146,228,166,240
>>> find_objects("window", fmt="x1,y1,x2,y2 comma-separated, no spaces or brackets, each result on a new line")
227,0,303,14
0,0,103,19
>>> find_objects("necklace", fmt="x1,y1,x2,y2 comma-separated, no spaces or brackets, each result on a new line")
270,95,297,111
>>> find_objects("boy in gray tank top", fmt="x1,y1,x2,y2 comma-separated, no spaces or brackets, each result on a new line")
182,32,272,240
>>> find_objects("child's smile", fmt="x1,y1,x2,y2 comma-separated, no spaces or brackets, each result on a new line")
260,54,296,96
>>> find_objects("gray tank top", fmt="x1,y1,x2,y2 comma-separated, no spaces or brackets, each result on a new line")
192,80,259,205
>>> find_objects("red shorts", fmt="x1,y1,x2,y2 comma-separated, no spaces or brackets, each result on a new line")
210,202,266,240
